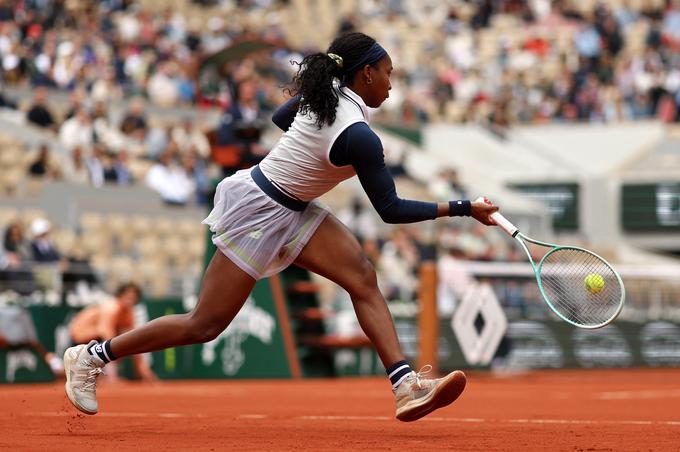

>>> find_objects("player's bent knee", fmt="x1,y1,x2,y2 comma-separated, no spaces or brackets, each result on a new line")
345,257,379,298
184,315,226,344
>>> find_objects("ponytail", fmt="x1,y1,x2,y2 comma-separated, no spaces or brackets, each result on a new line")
288,32,379,128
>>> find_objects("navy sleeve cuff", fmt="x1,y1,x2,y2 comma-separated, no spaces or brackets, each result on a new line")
449,200,471,217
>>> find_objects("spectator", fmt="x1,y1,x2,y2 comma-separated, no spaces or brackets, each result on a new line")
28,143,62,180
145,125,171,159
29,218,64,292
63,146,90,185
120,97,148,140
0,221,36,294
3,221,30,266
147,60,180,107
59,108,94,151
25,86,57,131
104,149,133,185
145,151,195,206
64,88,87,120
216,77,269,174
29,218,60,263
85,145,107,188
662,0,680,50
171,118,210,158
574,21,602,60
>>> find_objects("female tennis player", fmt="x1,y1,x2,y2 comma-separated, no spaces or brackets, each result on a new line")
64,32,499,422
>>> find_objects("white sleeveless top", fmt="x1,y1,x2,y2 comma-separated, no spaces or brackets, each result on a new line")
258,86,369,202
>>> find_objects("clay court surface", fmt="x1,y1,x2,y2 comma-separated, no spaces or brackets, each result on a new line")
2,368,679,451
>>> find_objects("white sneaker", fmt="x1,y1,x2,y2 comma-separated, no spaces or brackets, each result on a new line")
394,366,467,422
64,340,106,415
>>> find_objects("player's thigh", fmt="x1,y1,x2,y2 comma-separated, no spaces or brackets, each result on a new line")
189,250,256,329
294,214,378,297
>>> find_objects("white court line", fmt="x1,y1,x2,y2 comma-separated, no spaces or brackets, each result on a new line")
239,414,268,419
298,416,680,427
19,411,203,418
300,415,391,421
597,390,680,400
508,419,596,425
422,418,486,423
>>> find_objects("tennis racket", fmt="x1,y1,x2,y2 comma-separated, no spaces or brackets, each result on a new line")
478,198,625,329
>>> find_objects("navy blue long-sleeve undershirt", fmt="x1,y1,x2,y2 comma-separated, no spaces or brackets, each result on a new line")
271,97,438,224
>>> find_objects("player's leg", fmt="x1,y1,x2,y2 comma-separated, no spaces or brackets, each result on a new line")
293,214,466,422
294,214,403,367
109,251,255,356
64,251,255,414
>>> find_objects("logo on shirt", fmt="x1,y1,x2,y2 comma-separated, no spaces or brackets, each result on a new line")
247,230,263,240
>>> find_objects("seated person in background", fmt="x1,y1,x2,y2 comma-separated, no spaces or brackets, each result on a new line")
30,218,66,292
104,149,133,185
68,283,156,382
216,77,269,174
145,150,195,206
1,222,36,294
30,218,61,263
25,86,57,131
4,221,30,266
120,97,148,141
171,117,210,158
62,146,90,185
0,303,64,377
28,143,62,180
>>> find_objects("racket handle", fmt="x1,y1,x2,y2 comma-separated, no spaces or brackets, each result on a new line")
490,212,519,237
475,197,519,237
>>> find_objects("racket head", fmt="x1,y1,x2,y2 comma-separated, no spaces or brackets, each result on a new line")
536,246,625,329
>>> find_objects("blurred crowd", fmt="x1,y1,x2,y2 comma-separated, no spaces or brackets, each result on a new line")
1,215,96,295
0,1,677,201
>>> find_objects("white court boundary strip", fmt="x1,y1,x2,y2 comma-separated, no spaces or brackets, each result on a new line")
9,412,680,426
18,411,207,418
597,390,680,400
299,415,680,426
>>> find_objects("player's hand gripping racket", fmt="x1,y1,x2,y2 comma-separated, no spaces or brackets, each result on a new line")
477,197,625,328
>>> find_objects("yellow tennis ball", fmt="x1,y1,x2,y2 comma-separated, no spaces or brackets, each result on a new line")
585,273,605,294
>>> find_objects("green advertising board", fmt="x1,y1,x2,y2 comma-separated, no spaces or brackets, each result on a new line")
0,284,295,383
510,183,579,231
3,305,680,383
394,316,680,371
621,183,680,231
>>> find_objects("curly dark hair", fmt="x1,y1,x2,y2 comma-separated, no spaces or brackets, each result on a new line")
288,32,377,128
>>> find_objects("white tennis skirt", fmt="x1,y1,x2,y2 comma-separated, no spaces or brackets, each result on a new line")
202,169,330,280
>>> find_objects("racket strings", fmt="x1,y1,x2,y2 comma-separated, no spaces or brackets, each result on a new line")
538,249,622,327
